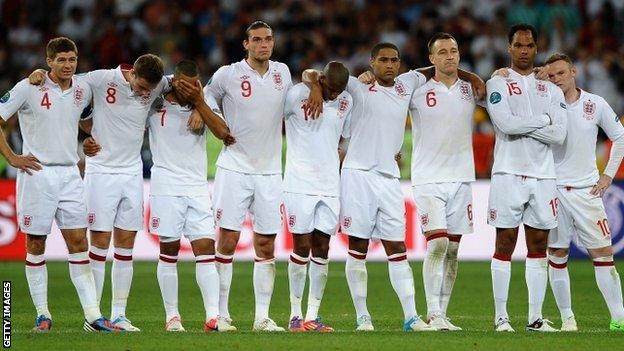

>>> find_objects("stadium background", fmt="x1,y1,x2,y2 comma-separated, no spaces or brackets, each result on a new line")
1,0,624,260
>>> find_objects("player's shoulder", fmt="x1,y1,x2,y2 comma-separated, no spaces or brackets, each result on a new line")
288,82,308,97
398,69,426,87
581,89,608,106
270,60,290,72
486,75,506,86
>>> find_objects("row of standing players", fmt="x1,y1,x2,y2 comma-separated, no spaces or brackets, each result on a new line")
1,21,623,333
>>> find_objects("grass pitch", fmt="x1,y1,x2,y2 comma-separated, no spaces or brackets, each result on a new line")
2,260,622,350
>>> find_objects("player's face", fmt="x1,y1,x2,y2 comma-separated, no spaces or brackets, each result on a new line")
173,74,200,106
429,38,460,75
320,76,346,101
370,48,400,83
547,60,576,94
130,71,157,97
46,51,77,81
508,30,537,70
244,27,274,62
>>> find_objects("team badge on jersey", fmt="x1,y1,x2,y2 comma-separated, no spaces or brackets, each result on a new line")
394,82,407,96
151,217,160,229
460,83,472,101
338,98,349,116
489,209,497,221
583,100,596,120
216,208,223,221
536,82,547,97
342,216,352,229
23,215,32,227
88,212,96,225
74,86,84,106
0,92,9,103
489,92,502,104
273,72,283,90
288,215,296,227
420,214,429,227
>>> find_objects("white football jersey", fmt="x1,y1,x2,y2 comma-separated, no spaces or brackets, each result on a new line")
203,59,292,175
553,89,624,187
342,71,426,178
409,78,476,185
148,96,220,196
486,70,567,179
0,75,92,165
83,65,169,174
284,83,352,197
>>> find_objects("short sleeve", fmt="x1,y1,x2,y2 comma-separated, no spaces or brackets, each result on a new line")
598,97,624,141
78,69,107,88
398,70,427,92
0,79,29,121
203,66,228,102
283,85,301,120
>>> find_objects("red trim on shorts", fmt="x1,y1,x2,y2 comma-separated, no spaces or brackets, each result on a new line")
388,254,407,262
289,255,308,265
215,256,233,264
114,253,132,261
348,251,367,260
448,236,461,243
548,260,567,269
310,258,328,265
196,258,215,264
89,251,107,262
426,232,448,241
493,253,511,261
593,261,615,267
68,260,90,265
527,252,547,259
159,255,178,263
25,260,46,267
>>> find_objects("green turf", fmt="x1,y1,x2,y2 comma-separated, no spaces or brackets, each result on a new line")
1,260,622,350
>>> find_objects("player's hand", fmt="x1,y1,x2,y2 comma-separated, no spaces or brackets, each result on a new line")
83,137,101,157
469,75,486,101
534,65,549,80
591,174,613,197
491,67,510,78
358,71,375,84
223,132,236,146
8,154,42,175
395,152,402,163
304,85,323,119
187,110,205,130
174,79,204,106
28,69,47,86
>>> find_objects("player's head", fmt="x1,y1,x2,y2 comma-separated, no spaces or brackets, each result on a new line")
172,59,200,106
46,37,78,81
370,42,400,84
244,21,274,63
545,53,576,94
130,54,164,97
508,23,538,71
319,61,349,101
428,32,459,76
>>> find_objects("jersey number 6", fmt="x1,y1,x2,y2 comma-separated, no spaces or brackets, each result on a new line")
426,92,437,107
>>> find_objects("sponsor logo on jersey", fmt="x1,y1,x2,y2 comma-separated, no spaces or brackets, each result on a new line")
583,100,596,120
88,213,96,225
288,215,296,227
151,217,160,229
460,83,472,101
273,72,283,90
22,215,32,227
489,92,502,104
107,82,117,88
0,92,9,103
560,102,567,109
420,214,429,227
342,216,352,229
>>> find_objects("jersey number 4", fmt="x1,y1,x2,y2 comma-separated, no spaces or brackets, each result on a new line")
40,93,51,110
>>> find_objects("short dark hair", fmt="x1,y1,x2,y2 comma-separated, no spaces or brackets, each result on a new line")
508,23,538,44
133,54,164,85
46,37,77,59
428,32,457,53
174,59,199,77
371,42,400,59
545,52,573,66
245,20,272,39
323,61,350,88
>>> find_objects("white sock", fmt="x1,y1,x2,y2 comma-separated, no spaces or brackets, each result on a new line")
594,256,624,321
253,257,276,321
288,253,308,319
548,254,574,319
388,253,417,321
526,253,548,323
215,251,233,318
196,255,219,321
111,247,133,320
441,239,460,316
491,255,511,322
89,246,108,304
68,252,101,323
157,254,179,321
423,235,448,317
25,253,50,318
346,250,369,319
306,257,329,321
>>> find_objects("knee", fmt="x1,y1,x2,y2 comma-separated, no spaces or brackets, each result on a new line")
548,247,569,257
159,241,181,256
383,240,406,256
191,238,215,256
218,233,239,254
66,235,88,253
90,231,111,249
26,235,46,255
348,236,369,254
255,235,275,258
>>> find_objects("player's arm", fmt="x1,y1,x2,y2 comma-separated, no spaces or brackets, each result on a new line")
301,69,323,119
593,101,624,196
486,78,550,135
525,88,567,145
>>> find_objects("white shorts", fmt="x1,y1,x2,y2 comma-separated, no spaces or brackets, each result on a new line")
284,192,339,235
212,167,282,235
84,173,144,232
149,195,215,241
413,182,473,235
340,168,405,241
488,173,558,230
16,165,87,235
549,186,612,250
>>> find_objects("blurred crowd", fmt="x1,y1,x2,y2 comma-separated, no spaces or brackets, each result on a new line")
0,0,623,178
